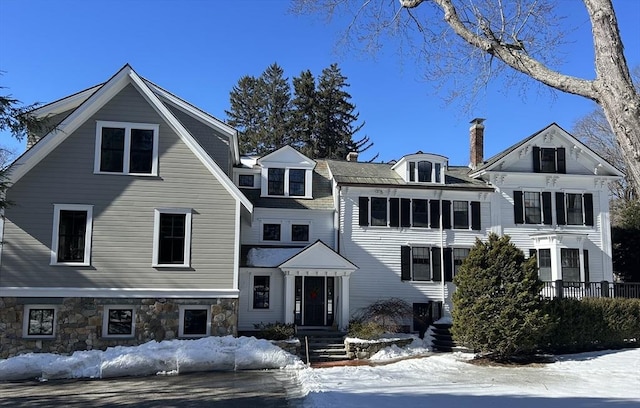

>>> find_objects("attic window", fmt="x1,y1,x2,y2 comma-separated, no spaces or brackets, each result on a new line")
265,168,311,198
408,160,441,183
533,147,566,174
95,121,159,176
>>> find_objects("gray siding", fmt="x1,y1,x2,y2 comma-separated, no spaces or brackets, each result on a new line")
2,84,238,290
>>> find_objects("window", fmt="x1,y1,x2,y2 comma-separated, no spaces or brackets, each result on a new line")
95,121,159,175
409,160,437,183
153,208,192,267
524,192,542,224
401,246,442,282
417,161,432,182
289,169,306,196
371,198,388,226
238,174,254,187
453,201,469,229
561,248,581,283
412,247,431,281
514,191,552,225
23,306,57,338
412,199,429,227
268,168,285,195
253,276,270,309
179,306,210,337
51,204,93,266
537,249,552,281
291,224,309,242
102,306,135,338
533,146,566,174
453,248,470,276
556,192,594,226
263,223,281,241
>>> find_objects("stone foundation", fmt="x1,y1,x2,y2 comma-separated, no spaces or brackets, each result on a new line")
0,297,238,359
346,338,414,359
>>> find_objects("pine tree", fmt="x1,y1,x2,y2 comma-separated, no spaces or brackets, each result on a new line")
291,70,318,157
225,75,265,154
315,63,366,159
452,233,549,360
259,63,291,152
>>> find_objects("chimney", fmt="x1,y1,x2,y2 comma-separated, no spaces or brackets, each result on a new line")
469,118,485,170
346,151,359,162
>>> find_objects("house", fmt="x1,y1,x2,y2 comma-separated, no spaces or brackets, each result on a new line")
0,65,252,358
0,66,622,358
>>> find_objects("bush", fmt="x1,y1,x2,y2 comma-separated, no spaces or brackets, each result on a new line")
351,298,413,334
542,297,640,353
253,322,295,340
452,233,550,360
347,319,386,340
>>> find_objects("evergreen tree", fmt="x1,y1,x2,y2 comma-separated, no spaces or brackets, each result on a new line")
259,63,291,152
315,63,368,159
612,199,640,282
452,233,549,360
291,70,318,157
225,75,265,154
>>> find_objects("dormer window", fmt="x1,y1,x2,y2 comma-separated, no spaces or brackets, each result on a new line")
289,169,306,196
268,168,285,195
393,153,447,184
257,146,316,198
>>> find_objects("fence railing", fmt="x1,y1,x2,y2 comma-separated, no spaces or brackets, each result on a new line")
541,281,640,299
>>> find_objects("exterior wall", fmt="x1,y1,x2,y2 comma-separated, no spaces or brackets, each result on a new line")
0,296,237,359
242,207,335,248
237,268,285,331
338,186,491,318
2,84,238,291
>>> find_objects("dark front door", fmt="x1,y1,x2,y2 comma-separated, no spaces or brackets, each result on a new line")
304,277,325,326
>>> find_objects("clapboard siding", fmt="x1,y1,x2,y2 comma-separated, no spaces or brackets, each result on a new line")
237,268,285,331
2,84,238,290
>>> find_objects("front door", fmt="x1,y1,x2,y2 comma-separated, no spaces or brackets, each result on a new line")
303,277,325,326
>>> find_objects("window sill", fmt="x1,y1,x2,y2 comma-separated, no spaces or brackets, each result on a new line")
50,261,91,267
153,263,191,269
23,335,55,339
102,334,135,339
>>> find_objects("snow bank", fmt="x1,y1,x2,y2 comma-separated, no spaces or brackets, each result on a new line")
0,336,304,381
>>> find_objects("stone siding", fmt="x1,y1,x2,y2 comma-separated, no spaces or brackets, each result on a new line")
346,338,414,359
0,297,238,359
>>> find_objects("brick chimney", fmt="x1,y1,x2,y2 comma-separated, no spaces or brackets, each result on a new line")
346,151,359,162
469,118,485,170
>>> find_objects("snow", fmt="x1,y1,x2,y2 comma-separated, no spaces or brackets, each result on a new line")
1,335,639,407
246,247,303,267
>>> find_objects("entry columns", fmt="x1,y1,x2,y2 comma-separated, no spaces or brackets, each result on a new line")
283,273,295,325
340,274,350,331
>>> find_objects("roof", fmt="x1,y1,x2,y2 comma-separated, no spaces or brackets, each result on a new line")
8,64,253,212
241,160,335,210
325,160,493,191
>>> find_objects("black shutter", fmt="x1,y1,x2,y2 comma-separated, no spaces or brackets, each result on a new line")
556,147,566,174
430,200,440,228
533,146,541,173
583,249,590,282
542,192,552,225
431,247,441,281
556,192,566,225
529,249,537,259
358,197,369,226
401,246,411,281
444,248,453,282
390,198,400,227
401,198,411,227
584,193,594,226
514,191,524,224
469,201,480,230
442,200,452,229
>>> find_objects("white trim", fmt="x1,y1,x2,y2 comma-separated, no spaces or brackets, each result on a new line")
152,208,192,268
50,204,94,266
22,304,58,339
251,274,271,310
178,305,211,338
102,305,136,339
94,121,159,176
233,201,241,291
0,287,240,298
31,85,101,117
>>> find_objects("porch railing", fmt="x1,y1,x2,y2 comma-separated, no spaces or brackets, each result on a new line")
541,280,640,299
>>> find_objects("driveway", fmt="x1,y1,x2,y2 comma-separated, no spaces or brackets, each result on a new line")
0,370,304,407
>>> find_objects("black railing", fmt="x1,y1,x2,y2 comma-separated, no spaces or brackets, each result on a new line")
541,280,640,299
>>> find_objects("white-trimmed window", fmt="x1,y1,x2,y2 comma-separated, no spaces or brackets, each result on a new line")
263,167,311,198
51,204,93,266
262,223,281,241
153,208,192,267
95,121,159,176
23,305,57,338
178,305,210,338
102,306,135,338
238,174,256,188
291,224,310,242
253,276,270,309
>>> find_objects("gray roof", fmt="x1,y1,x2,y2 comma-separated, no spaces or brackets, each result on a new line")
240,160,335,210
325,160,493,191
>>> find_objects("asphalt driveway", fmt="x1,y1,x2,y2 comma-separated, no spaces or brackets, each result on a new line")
0,370,304,407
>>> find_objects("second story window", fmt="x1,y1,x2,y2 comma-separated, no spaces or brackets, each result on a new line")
370,198,388,226
263,223,281,241
153,208,192,268
453,201,469,229
289,169,306,196
268,168,285,195
556,192,594,226
51,204,93,266
95,121,159,176
291,224,309,242
238,174,255,187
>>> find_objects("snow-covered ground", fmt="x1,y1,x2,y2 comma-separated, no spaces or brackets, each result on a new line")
1,336,639,407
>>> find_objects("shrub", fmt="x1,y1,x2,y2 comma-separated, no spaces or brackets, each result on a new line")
452,233,550,360
347,319,386,340
253,322,295,340
351,298,413,335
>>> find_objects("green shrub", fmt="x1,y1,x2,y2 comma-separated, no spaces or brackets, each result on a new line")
253,322,295,340
452,233,550,360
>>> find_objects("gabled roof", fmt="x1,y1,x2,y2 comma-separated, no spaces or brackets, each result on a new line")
279,240,358,273
257,145,316,169
325,160,493,191
8,64,252,212
469,123,624,178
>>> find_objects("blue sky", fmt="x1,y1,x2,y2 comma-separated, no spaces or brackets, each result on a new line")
1,0,638,165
